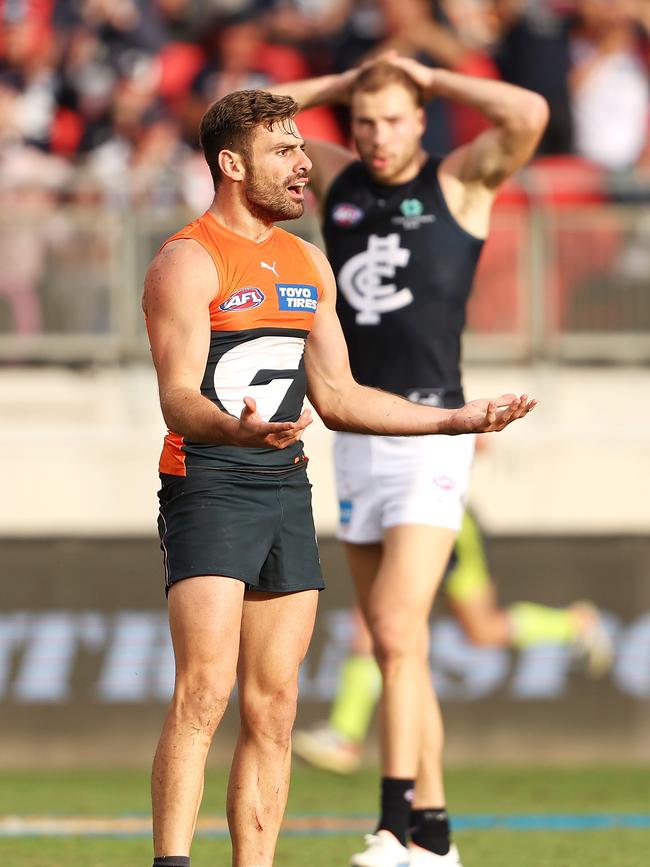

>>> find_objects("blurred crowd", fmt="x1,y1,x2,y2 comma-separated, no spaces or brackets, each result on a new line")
2,0,650,206
2,0,650,337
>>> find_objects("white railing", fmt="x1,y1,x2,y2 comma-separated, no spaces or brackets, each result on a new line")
1,196,650,363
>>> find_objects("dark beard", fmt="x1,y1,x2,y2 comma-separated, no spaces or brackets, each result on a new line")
245,169,304,223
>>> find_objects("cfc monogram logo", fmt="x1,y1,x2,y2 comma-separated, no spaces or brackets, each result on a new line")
338,233,413,325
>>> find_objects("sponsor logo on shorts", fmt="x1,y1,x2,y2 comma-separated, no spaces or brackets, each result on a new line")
219,287,265,311
339,499,353,525
331,202,364,226
276,283,318,312
434,475,456,490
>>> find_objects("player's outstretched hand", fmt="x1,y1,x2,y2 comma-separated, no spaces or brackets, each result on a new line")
235,396,313,448
447,394,536,435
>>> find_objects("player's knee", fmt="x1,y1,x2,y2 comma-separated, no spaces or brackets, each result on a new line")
240,684,299,746
370,615,419,664
171,675,232,736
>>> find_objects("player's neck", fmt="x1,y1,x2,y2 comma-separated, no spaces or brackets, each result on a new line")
208,193,274,244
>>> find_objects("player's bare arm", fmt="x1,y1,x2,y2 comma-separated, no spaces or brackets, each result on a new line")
269,69,358,110
303,242,535,435
389,55,549,236
143,239,312,449
269,52,408,113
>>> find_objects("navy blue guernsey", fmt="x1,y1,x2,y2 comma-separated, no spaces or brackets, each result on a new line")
323,156,484,408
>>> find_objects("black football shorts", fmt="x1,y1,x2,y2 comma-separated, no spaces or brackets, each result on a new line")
157,467,324,595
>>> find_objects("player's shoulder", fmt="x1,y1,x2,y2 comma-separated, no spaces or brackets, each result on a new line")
143,237,218,311
294,235,330,271
272,225,322,261
292,236,336,299
149,237,215,278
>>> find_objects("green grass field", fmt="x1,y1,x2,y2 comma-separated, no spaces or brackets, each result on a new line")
2,766,648,867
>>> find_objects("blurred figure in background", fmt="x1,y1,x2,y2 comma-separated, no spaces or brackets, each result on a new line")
83,54,200,209
183,9,343,146
0,9,62,152
295,500,613,775
335,0,504,153
272,52,548,867
0,144,71,335
493,0,574,155
569,0,650,173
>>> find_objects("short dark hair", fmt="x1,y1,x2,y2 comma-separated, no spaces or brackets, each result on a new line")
199,90,300,189
351,62,424,107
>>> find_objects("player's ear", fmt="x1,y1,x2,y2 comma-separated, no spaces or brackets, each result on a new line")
218,148,246,183
416,105,426,135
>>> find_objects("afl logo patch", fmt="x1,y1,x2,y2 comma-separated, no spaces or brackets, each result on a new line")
219,287,265,311
332,203,364,226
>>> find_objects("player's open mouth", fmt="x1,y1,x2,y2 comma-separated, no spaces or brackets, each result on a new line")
287,180,308,198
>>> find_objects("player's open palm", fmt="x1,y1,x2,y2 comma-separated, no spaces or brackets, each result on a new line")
236,396,313,448
448,393,536,434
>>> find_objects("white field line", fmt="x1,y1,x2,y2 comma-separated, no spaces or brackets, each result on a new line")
0,815,372,837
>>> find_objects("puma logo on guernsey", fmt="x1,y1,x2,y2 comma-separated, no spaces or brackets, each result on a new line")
260,260,279,277
219,287,265,311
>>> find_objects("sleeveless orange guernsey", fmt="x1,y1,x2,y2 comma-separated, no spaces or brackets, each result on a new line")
155,211,323,476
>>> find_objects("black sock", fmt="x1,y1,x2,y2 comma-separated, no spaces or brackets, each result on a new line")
409,807,451,856
153,857,190,867
376,777,414,846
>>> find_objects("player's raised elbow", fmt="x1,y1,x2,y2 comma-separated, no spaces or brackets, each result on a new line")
513,91,549,138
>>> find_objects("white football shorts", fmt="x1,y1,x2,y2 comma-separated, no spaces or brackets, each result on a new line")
334,431,475,543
